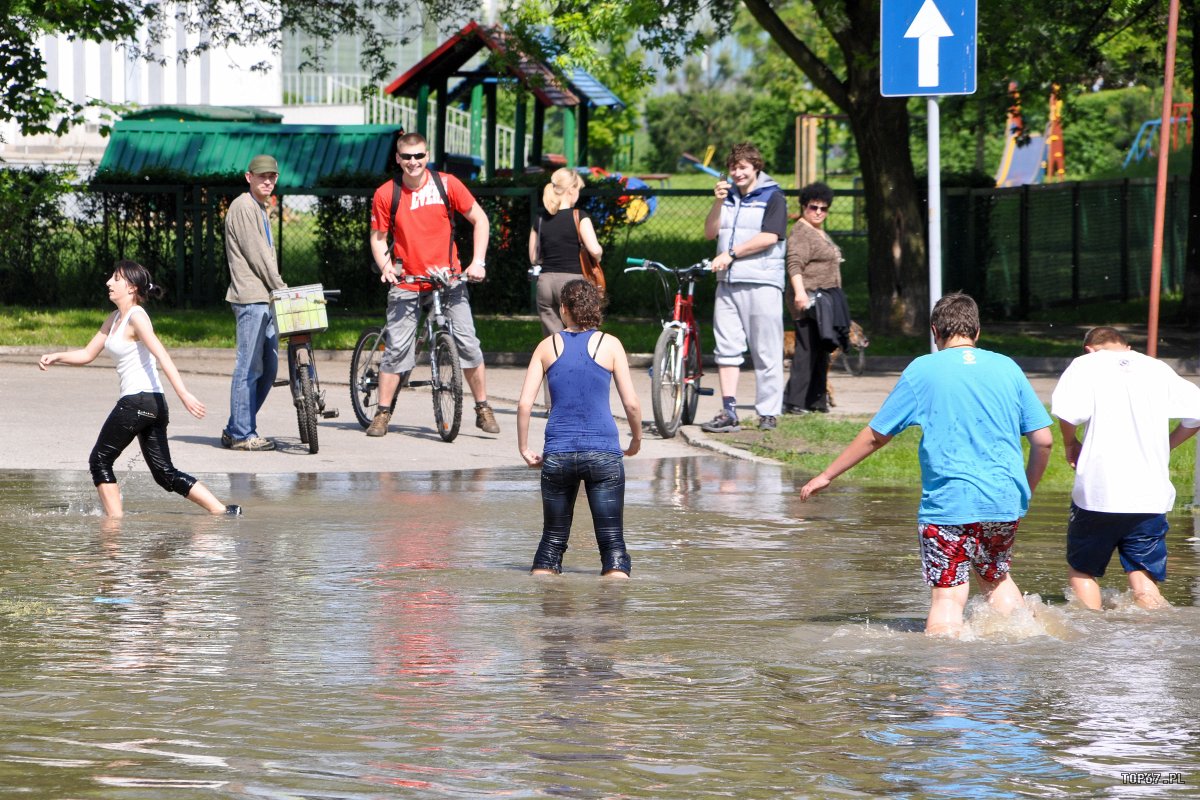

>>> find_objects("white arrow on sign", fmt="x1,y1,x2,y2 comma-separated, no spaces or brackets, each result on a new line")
904,0,954,87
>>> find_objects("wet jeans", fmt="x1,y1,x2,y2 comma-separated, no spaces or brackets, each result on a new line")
225,302,279,441
89,392,197,496
533,450,631,575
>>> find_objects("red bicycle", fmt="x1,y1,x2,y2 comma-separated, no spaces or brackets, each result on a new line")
623,257,713,438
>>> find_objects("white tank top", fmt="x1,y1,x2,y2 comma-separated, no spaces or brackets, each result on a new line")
104,306,163,397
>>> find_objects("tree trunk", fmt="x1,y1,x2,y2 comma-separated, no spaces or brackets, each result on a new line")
741,0,930,333
846,92,929,333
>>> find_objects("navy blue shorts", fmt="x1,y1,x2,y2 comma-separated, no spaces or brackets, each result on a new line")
1066,503,1168,582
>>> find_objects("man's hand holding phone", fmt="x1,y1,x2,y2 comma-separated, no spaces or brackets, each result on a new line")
714,174,730,200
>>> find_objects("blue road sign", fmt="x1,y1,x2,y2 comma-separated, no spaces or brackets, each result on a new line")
881,0,977,97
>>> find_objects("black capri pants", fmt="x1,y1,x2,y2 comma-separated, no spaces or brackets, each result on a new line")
89,392,197,497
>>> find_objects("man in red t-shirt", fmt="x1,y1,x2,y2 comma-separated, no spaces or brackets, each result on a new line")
366,132,499,437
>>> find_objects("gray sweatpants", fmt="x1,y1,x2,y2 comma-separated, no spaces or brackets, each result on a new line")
712,281,784,417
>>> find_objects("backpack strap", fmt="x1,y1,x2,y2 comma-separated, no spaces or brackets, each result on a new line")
377,177,402,274
428,170,457,267
535,213,543,265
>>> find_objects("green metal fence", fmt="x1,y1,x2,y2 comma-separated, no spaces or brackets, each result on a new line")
6,173,1180,321
943,177,1188,318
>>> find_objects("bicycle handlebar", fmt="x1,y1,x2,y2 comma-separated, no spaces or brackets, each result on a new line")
622,258,712,278
392,267,464,290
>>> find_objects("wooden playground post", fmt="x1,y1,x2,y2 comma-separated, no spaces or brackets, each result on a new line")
794,114,844,189
1170,102,1192,151
794,115,819,188
1045,85,1065,181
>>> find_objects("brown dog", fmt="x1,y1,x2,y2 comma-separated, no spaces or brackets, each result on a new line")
783,321,869,408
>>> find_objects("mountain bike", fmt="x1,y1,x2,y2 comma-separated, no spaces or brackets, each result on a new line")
271,284,340,454
623,257,714,438
349,268,464,443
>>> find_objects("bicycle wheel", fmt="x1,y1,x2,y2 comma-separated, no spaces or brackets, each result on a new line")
297,359,320,454
843,345,866,376
291,348,309,445
651,327,685,438
681,335,701,425
431,330,463,442
350,327,386,429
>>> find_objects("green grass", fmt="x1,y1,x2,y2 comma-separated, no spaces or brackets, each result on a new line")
2,305,693,354
5,301,1178,359
742,411,1198,496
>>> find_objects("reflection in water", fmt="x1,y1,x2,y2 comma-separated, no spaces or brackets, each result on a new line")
1,462,1199,797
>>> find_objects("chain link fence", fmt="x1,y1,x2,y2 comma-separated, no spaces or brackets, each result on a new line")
0,171,866,318
7,168,1178,323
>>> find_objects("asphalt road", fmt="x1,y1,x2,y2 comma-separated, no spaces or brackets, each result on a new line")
0,346,1077,475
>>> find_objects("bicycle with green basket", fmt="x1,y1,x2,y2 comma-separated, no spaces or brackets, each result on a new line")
348,267,464,443
623,257,714,438
270,284,340,455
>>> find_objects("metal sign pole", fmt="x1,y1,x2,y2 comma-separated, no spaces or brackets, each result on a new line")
881,0,973,350
927,96,942,352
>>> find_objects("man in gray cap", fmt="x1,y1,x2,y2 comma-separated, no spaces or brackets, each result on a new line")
221,154,286,451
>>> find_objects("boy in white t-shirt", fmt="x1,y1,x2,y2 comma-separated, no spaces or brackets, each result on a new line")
1051,326,1200,609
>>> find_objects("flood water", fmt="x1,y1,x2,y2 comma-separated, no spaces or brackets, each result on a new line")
2,458,1199,798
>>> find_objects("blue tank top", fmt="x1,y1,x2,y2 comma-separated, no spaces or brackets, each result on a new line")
544,330,622,454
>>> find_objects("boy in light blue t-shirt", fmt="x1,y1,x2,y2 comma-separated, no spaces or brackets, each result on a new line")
800,293,1053,637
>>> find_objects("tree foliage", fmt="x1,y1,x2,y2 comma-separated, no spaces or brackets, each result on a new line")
1,0,478,137
7,0,1199,327
504,0,1185,331
2,1,143,135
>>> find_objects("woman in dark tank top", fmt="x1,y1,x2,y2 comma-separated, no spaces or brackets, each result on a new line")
528,168,605,337
516,280,642,577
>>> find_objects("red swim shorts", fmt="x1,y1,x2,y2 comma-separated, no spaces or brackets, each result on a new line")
918,520,1019,588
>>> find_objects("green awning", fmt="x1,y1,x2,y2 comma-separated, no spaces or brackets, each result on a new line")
120,105,284,123
98,121,398,188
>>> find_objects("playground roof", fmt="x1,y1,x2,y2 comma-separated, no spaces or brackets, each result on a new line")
97,122,396,187
120,105,284,124
383,21,580,107
567,68,625,110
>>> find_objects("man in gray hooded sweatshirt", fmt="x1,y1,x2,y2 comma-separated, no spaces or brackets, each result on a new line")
701,142,787,433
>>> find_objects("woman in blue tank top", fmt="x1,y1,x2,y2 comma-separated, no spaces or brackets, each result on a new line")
516,280,642,577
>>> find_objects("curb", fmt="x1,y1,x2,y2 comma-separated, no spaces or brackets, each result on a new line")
7,346,1195,376
677,425,783,466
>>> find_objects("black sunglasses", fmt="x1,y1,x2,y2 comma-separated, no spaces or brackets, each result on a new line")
398,152,427,161
806,203,830,212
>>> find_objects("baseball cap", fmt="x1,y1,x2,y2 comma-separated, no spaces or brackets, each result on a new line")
247,154,279,174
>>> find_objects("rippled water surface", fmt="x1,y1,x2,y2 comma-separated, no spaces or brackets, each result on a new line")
3,460,1200,798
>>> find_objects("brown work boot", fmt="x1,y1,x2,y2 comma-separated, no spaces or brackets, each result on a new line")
475,403,500,434
365,407,392,437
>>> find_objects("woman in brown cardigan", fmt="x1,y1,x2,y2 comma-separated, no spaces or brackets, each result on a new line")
783,182,843,414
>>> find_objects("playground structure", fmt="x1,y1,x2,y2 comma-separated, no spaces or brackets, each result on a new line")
678,146,721,178
995,83,1066,187
795,114,850,188
382,22,625,179
580,166,657,224
1122,102,1193,169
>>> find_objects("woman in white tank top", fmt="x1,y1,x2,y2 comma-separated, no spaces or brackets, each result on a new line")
38,260,240,518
